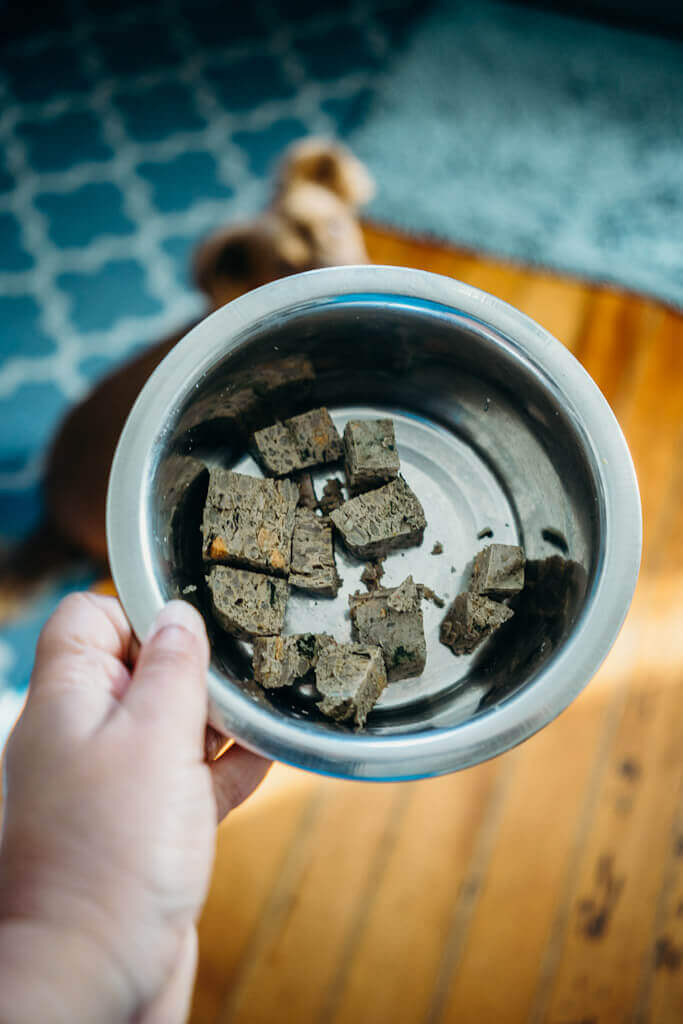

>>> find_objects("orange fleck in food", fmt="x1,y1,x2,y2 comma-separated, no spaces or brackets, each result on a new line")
257,527,276,551
270,549,286,571
209,536,229,560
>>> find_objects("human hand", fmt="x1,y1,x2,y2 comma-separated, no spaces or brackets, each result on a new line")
0,594,269,1024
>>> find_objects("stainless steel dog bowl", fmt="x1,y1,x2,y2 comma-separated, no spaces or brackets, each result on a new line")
107,266,641,780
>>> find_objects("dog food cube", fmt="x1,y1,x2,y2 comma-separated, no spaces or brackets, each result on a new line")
319,477,344,514
315,640,387,728
349,575,426,681
287,407,343,467
330,475,426,559
253,633,326,689
440,592,513,655
252,422,303,476
289,509,341,597
207,565,288,639
343,419,400,492
360,559,385,591
471,544,525,599
202,469,298,575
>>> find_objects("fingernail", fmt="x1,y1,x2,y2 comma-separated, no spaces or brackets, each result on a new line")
147,600,207,647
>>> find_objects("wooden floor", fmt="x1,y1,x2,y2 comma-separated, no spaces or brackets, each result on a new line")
189,226,683,1024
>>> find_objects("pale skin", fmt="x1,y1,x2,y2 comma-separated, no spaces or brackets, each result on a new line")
0,594,270,1024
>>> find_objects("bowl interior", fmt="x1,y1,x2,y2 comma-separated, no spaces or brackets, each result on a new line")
147,293,599,737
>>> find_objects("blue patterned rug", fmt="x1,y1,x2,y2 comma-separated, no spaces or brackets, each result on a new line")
2,0,682,742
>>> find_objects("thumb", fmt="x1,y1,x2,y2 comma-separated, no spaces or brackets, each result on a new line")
121,601,210,753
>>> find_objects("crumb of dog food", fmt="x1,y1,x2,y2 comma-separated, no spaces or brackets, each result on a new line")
471,543,525,600
289,509,341,597
287,407,343,467
319,477,344,514
296,471,318,510
417,584,446,609
207,565,288,639
477,527,494,540
181,584,198,595
202,468,298,575
349,576,426,682
451,566,457,573
330,475,426,560
440,592,513,655
253,633,331,689
431,541,443,555
343,419,400,492
252,421,303,476
360,558,386,591
315,639,387,728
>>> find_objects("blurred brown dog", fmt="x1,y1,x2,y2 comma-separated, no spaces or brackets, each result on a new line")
2,139,374,613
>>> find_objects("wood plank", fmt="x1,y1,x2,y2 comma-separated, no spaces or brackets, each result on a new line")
190,766,320,1024
364,223,531,303
220,779,406,1024
435,679,618,1024
638,783,683,1024
327,759,503,1024
538,671,683,1023
612,308,682,527
514,273,594,355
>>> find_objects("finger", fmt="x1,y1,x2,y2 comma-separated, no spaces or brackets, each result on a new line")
28,593,133,729
210,744,271,822
33,592,132,682
137,926,198,1024
122,601,210,753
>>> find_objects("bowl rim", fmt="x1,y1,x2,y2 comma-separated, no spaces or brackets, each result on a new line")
107,265,642,780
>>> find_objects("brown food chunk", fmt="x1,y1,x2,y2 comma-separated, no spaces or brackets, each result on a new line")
417,584,446,609
360,558,385,592
440,592,513,655
252,633,328,689
319,477,344,514
251,407,342,475
289,509,341,597
471,543,525,599
315,639,387,728
287,407,343,467
350,576,426,681
207,565,288,639
296,472,318,510
343,419,400,492
431,541,443,555
251,422,303,476
330,475,426,560
202,469,298,575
